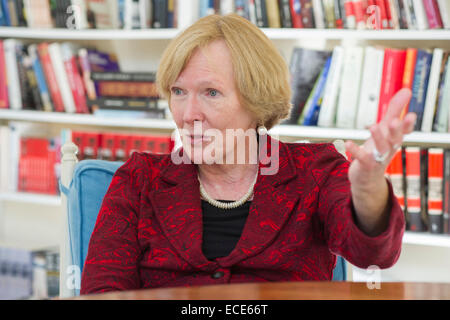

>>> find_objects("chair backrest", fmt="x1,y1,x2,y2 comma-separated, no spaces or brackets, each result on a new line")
59,139,347,296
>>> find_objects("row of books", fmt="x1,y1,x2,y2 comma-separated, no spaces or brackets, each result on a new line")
285,45,450,133
202,0,450,30
384,147,449,234
0,123,174,195
0,39,166,119
0,246,59,300
0,0,177,29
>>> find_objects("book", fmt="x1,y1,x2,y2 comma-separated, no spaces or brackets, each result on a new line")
356,46,385,129
90,71,156,82
403,0,418,29
421,48,444,132
317,45,344,127
437,0,450,29
377,48,406,123
77,48,97,101
335,46,364,129
400,48,418,118
333,0,344,29
279,0,293,27
422,0,443,29
139,0,152,29
94,81,159,98
289,0,303,28
408,49,432,131
16,44,35,110
444,149,450,234
86,0,120,29
22,55,44,111
405,147,426,232
299,0,315,27
254,0,269,27
285,47,330,124
301,56,332,126
152,0,168,28
387,149,405,210
322,0,336,28
0,40,8,109
352,0,365,29
375,0,389,28
85,49,120,72
37,43,65,112
3,39,22,110
88,97,159,111
397,0,409,29
27,44,53,112
343,0,356,28
428,148,444,233
48,43,77,113
124,0,140,29
23,0,53,28
433,56,450,132
386,0,400,29
266,0,281,27
311,0,325,28
60,43,89,114
412,0,428,30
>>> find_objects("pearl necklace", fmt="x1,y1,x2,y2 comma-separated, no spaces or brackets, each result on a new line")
198,172,258,210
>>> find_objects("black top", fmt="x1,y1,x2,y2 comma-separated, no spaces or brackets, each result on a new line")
201,199,251,261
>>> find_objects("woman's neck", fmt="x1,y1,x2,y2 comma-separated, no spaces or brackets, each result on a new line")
197,163,259,201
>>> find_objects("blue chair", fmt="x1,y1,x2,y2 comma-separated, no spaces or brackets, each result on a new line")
59,143,346,296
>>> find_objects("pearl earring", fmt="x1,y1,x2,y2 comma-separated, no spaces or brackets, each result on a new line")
257,125,267,136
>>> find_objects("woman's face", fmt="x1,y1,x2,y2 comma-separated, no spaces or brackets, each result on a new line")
170,40,258,164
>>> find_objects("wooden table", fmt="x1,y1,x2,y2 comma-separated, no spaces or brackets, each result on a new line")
74,281,450,300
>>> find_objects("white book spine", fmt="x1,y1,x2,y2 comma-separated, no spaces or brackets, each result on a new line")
435,58,450,132
8,123,19,193
403,0,416,29
318,46,344,128
139,0,151,28
336,46,364,129
356,46,385,129
421,48,443,132
3,39,22,110
23,0,34,28
437,0,450,29
312,0,325,28
178,0,199,29
249,0,257,25
221,0,234,15
412,0,428,30
48,43,76,113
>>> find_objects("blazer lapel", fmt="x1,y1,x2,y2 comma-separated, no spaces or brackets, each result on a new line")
216,136,302,267
148,151,218,272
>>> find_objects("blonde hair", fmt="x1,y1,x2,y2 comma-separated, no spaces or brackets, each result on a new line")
156,14,292,130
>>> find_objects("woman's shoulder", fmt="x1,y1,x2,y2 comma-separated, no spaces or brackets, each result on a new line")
116,151,172,184
283,141,342,160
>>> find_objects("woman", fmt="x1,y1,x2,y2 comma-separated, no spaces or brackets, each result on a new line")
80,14,416,293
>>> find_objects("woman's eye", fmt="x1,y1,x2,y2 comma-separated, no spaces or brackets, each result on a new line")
208,89,218,97
171,87,183,95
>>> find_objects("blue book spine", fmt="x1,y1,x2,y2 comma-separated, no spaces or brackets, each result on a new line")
1,0,10,26
199,0,208,17
30,49,52,111
408,50,433,131
303,56,332,126
0,0,6,26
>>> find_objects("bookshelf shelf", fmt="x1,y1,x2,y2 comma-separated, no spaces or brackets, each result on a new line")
0,27,180,40
0,192,61,206
0,27,449,41
403,231,450,248
1,110,450,147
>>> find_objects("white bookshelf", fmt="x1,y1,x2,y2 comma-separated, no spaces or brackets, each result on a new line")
1,109,450,146
0,192,61,206
403,232,450,248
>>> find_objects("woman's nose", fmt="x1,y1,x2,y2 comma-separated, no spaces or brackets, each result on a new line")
182,94,204,123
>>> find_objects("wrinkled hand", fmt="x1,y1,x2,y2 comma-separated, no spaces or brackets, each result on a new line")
345,88,416,188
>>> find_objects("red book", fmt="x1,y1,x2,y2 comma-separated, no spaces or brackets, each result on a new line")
352,0,366,28
37,43,65,112
100,133,115,161
156,136,174,154
0,40,9,109
299,0,315,28
61,45,89,114
143,136,158,154
386,149,405,209
71,131,85,160
422,0,444,29
383,0,393,28
344,0,356,28
114,134,131,161
376,48,406,123
289,0,303,28
375,0,388,29
405,147,422,231
83,132,101,160
428,148,444,233
129,135,146,156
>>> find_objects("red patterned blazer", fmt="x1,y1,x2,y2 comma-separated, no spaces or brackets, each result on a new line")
80,135,405,294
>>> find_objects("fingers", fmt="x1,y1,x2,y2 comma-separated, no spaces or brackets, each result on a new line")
384,88,413,122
